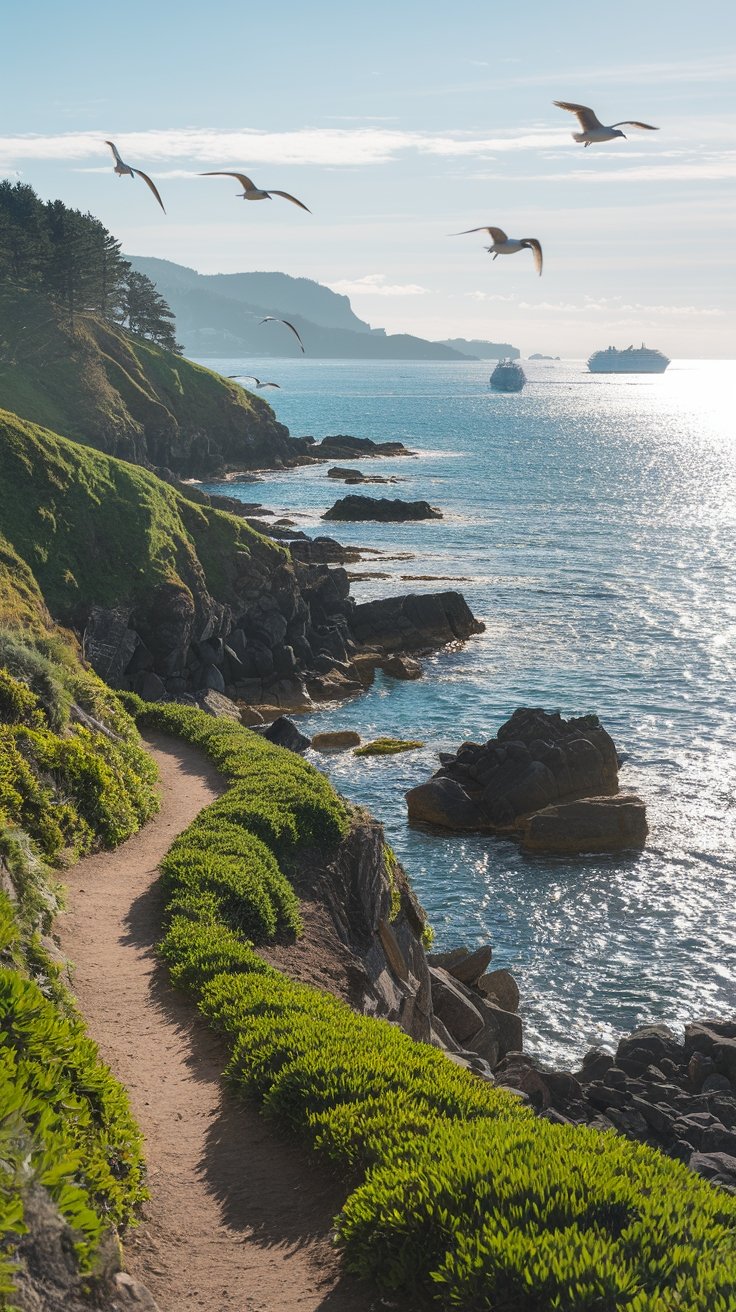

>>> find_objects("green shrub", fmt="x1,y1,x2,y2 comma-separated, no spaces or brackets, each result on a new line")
340,1119,736,1310
0,964,146,1267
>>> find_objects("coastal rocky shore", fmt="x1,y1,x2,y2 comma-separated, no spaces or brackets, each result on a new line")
85,582,482,716
258,793,736,1191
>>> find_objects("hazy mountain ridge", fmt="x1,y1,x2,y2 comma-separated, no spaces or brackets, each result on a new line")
128,257,519,361
438,337,520,360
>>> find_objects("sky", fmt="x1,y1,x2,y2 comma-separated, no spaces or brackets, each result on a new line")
2,0,735,357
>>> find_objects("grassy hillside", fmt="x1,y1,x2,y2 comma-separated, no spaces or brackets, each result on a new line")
0,407,286,629
0,288,302,475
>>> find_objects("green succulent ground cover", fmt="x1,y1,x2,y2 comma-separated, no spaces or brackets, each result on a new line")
0,636,157,1302
132,700,736,1311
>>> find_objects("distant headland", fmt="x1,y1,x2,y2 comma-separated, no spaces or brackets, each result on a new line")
127,255,520,362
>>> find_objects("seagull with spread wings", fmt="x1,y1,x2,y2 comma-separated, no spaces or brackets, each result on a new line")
228,374,281,389
104,141,166,212
452,227,543,276
259,318,305,353
553,101,659,146
200,172,310,212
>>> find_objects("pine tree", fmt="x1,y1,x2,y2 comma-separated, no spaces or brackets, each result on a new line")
124,270,181,351
0,182,177,348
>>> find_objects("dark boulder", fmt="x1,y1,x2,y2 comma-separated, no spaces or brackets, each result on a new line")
255,716,311,754
521,794,648,854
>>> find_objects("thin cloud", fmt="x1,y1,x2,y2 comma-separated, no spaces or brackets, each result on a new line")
329,274,429,297
0,124,570,170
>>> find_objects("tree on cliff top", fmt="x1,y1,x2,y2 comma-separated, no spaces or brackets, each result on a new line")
0,181,180,350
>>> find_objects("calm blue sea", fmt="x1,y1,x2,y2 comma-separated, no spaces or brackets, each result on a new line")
199,357,736,1066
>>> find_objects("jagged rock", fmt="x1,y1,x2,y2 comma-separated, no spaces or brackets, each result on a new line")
617,1025,684,1068
289,536,363,565
688,1151,736,1187
306,817,433,1043
406,776,480,830
522,795,648,853
377,919,409,983
446,944,493,987
380,654,422,680
307,434,413,460
407,708,623,833
133,671,166,701
326,466,398,485
494,1054,552,1110
112,1272,161,1308
352,591,484,655
428,947,470,971
324,495,442,522
429,967,485,1043
311,730,362,750
255,716,311,754
194,690,241,720
238,705,264,727
83,606,138,683
577,1047,615,1082
478,968,520,1013
473,999,522,1061
307,670,364,702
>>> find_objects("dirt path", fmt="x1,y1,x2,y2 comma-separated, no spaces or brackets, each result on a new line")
59,731,376,1312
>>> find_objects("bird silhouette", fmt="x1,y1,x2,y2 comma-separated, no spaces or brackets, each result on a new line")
452,227,543,276
228,374,281,389
259,318,305,353
104,141,166,212
200,172,310,211
553,101,659,146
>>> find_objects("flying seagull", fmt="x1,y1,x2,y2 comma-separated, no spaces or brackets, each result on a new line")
104,141,166,212
553,101,659,146
200,172,310,212
452,227,543,276
228,374,281,389
259,318,305,353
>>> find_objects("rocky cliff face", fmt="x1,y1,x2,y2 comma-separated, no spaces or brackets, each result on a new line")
262,812,522,1081
86,570,487,717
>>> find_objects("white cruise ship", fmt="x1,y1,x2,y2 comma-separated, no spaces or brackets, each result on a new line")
587,345,670,374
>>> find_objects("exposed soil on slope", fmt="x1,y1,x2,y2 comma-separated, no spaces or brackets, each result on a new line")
59,731,376,1312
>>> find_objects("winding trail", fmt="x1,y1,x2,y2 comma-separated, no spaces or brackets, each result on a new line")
59,732,375,1312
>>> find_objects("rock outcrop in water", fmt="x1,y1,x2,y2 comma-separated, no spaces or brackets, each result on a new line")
351,591,484,654
323,495,443,522
405,708,646,850
304,434,414,459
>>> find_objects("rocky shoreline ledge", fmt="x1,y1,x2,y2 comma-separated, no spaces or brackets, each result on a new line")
85,433,479,718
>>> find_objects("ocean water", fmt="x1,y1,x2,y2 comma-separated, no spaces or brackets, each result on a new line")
199,357,736,1067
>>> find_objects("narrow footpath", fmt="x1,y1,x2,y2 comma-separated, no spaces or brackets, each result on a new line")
59,731,375,1312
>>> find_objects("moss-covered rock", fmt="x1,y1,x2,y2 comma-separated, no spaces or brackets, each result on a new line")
354,737,425,756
